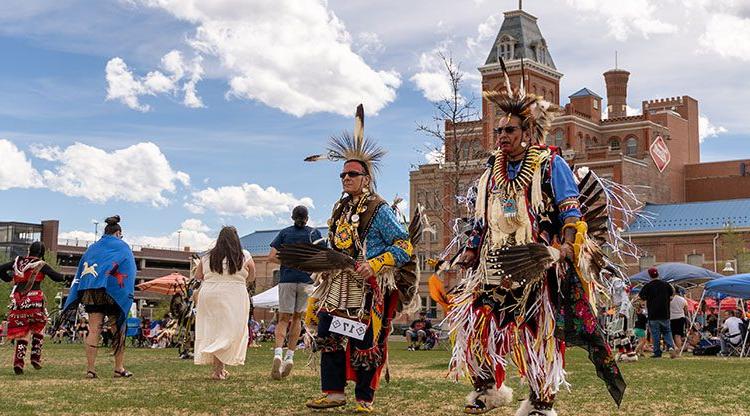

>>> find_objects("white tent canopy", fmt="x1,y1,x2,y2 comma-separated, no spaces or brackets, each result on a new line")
252,285,279,309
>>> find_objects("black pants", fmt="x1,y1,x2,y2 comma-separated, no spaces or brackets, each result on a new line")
318,312,378,402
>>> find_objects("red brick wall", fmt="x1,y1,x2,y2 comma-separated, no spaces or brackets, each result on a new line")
685,159,750,202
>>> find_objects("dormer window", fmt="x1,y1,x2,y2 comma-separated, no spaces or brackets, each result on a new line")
497,35,515,61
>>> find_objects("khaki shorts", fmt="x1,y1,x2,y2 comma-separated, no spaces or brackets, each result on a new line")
278,282,311,314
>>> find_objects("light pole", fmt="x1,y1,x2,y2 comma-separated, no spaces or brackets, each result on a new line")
177,230,182,250
92,220,99,241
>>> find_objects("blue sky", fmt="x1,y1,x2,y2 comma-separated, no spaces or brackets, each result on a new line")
1,0,748,250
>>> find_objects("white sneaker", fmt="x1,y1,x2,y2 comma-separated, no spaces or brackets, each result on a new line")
271,356,282,380
281,358,294,378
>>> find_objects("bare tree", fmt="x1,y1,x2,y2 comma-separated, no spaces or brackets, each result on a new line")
415,51,481,228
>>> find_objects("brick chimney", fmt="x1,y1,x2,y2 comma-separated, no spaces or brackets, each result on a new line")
603,69,630,118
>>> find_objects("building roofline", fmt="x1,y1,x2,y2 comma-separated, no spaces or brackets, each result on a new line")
624,227,750,237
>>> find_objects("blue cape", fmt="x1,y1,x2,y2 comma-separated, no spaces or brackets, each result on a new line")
64,235,136,327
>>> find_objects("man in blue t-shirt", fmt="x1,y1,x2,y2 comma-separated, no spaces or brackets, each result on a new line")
268,205,323,379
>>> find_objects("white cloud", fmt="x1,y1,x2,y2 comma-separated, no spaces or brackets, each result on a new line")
565,0,677,41
410,44,460,102
356,32,385,57
34,141,190,206
105,50,204,112
699,114,728,142
698,13,750,61
59,219,215,251
425,145,445,164
130,0,400,117
465,13,501,58
0,139,43,190
127,218,214,251
186,183,314,219
58,230,96,243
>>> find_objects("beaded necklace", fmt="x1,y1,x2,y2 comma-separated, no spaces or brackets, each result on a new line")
491,146,543,218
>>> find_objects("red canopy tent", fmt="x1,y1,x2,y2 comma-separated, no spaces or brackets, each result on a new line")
136,273,188,295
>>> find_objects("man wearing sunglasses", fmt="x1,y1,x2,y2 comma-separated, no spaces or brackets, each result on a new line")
301,105,415,414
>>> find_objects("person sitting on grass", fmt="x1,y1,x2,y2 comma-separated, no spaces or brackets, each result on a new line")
406,311,433,351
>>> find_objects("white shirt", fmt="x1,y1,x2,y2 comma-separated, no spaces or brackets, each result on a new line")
669,295,688,320
723,316,743,343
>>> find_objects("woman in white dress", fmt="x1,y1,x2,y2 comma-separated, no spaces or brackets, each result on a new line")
194,226,256,380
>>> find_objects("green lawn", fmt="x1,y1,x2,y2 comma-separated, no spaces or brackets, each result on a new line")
0,341,748,415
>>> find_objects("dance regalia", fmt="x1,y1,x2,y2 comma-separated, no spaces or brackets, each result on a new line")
62,235,137,338
0,256,65,373
278,104,418,409
0,257,65,339
448,145,626,412
308,192,413,402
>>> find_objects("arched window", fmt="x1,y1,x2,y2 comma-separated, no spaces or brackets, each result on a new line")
585,134,592,148
609,137,621,151
626,137,638,156
554,130,564,148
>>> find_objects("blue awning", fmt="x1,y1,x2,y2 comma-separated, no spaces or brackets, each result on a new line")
704,274,750,299
629,262,723,287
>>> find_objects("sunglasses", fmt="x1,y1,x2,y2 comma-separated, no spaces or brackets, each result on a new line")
493,126,520,135
340,171,366,179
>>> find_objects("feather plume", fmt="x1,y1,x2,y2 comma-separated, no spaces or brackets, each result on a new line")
303,104,386,181
499,57,512,95
354,104,364,142
408,204,424,245
278,243,356,272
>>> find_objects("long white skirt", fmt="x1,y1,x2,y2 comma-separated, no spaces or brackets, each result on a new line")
194,281,249,366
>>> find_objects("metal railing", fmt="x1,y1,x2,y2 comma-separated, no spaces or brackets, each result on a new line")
58,239,184,253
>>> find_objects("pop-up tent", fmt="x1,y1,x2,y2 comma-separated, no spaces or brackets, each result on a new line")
705,274,750,299
683,273,750,356
630,263,723,289
252,285,279,309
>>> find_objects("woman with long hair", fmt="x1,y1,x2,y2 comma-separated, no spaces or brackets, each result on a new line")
0,241,66,374
62,215,137,378
194,226,256,380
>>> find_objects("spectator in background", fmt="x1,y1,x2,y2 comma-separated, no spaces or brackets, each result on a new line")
406,311,433,351
638,267,677,358
719,310,744,356
633,301,649,356
670,288,689,351
706,312,718,336
267,205,324,380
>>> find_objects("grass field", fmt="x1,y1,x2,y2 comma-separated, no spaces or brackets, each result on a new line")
0,341,749,415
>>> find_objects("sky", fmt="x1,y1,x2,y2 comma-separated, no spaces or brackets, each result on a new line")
1,0,748,251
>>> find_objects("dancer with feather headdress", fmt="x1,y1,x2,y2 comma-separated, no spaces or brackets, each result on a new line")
278,104,420,413
446,59,627,415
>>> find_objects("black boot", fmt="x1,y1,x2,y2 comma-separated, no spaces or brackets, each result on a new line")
31,333,44,370
13,340,28,375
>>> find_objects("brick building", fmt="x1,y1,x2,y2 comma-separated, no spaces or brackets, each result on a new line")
409,4,750,315
624,199,750,275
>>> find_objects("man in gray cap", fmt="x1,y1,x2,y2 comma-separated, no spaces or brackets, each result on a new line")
268,205,324,379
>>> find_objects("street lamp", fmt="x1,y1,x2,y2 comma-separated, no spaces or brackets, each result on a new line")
177,230,182,251
92,219,99,241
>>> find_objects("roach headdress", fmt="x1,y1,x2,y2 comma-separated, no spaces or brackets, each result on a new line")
304,104,386,187
483,58,560,144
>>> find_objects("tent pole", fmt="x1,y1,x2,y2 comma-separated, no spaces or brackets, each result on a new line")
681,290,705,356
